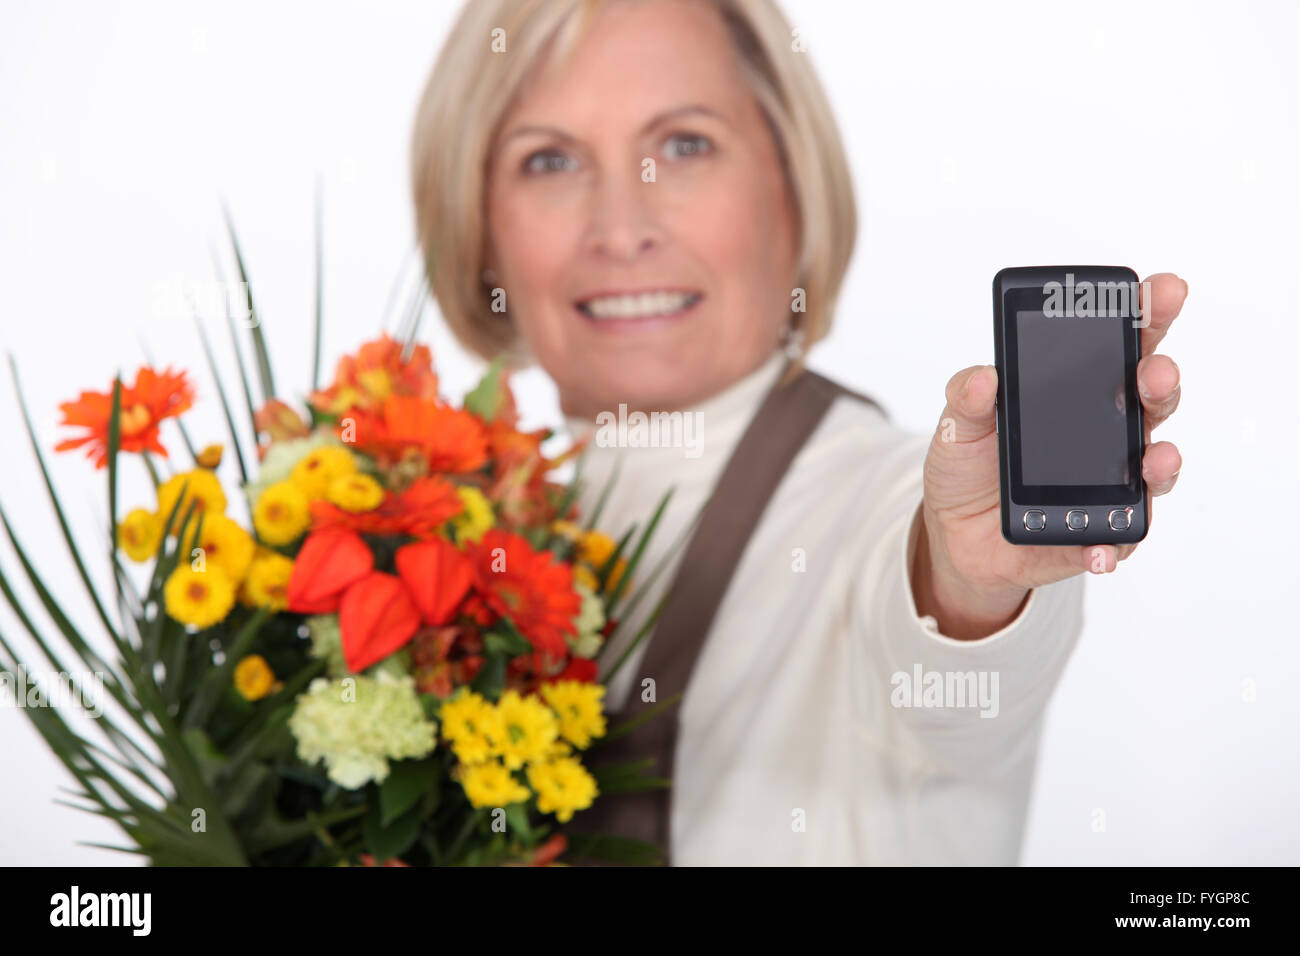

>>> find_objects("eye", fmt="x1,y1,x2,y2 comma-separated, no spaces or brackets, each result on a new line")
522,150,578,175
663,132,713,160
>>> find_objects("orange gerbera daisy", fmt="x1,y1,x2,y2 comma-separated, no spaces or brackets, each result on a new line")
56,366,195,469
308,334,438,418
348,395,489,474
467,528,581,658
308,474,464,538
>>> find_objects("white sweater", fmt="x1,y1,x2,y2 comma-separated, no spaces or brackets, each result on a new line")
561,349,1085,865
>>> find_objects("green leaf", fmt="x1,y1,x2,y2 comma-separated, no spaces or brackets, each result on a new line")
602,503,698,643
243,804,366,855
605,487,673,613
221,203,276,403
596,691,683,746
470,651,506,700
363,798,421,863
463,357,506,422
311,178,324,391
379,756,439,827
504,802,532,843
483,620,531,658
599,586,670,687
562,832,665,866
7,354,124,652
182,606,272,730
552,443,586,523
181,727,227,788
583,454,624,532
191,310,250,484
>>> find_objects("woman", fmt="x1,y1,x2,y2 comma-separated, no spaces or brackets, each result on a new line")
410,0,1186,865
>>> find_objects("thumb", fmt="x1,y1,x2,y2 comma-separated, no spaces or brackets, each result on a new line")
936,365,998,445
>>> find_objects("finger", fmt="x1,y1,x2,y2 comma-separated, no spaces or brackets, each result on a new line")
1138,272,1189,358
1138,353,1181,431
1141,440,1182,496
937,365,998,444
1082,545,1120,574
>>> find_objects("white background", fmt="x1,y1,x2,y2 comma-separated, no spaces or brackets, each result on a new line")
1,0,1296,865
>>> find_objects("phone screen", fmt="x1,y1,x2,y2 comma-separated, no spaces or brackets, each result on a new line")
1014,310,1130,486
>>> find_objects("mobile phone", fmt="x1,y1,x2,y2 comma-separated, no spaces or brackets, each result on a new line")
992,265,1150,545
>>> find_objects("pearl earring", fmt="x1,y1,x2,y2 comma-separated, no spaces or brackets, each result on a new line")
782,324,805,360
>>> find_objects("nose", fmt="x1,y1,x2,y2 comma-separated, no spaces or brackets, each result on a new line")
584,166,662,262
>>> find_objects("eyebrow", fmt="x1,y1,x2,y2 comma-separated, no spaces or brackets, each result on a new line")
498,103,727,148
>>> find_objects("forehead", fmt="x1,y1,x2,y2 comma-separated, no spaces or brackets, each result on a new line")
501,0,750,132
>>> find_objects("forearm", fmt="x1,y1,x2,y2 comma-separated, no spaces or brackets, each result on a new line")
910,503,1030,640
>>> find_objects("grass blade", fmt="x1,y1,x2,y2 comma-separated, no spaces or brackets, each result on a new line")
312,178,324,391
221,203,276,403
191,308,250,484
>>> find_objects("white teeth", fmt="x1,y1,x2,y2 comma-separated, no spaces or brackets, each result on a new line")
580,291,699,319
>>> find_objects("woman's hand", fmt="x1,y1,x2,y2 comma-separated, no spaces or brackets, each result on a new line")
911,272,1188,639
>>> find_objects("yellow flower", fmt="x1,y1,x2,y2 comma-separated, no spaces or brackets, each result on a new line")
573,564,598,592
543,738,573,759
290,445,357,500
604,557,628,595
540,680,607,750
550,519,581,542
326,472,385,513
117,508,162,562
439,690,504,765
242,552,295,611
252,480,311,546
178,513,255,582
163,565,236,630
525,756,598,823
577,530,616,569
492,689,559,770
450,486,494,544
195,444,224,469
234,654,275,701
458,760,531,809
157,469,227,534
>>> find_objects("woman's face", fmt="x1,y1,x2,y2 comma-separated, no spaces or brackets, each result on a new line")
485,0,799,418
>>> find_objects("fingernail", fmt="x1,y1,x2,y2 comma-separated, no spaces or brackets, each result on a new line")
1181,277,1189,298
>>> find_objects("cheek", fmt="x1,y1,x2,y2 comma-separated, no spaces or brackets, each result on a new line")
489,190,581,318
670,167,795,306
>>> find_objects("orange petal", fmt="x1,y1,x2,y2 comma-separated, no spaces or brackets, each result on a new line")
286,529,373,613
339,571,421,672
395,537,474,626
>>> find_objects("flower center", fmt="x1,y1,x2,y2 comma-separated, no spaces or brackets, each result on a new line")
118,403,152,437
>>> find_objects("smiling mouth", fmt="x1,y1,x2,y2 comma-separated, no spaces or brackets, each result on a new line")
575,290,703,322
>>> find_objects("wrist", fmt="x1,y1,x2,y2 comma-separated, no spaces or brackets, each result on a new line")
912,505,1029,640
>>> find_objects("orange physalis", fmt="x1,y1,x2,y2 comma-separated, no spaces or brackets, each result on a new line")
395,536,475,627
285,528,374,614
339,571,422,673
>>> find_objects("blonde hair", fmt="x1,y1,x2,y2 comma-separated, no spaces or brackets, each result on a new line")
410,0,856,382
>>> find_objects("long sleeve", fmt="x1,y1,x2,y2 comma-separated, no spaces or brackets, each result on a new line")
847,434,1086,782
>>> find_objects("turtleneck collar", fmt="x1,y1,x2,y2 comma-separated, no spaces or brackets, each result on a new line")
560,349,791,470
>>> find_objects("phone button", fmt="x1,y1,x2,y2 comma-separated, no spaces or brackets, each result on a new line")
1108,508,1132,531
1022,510,1046,532
1066,510,1089,531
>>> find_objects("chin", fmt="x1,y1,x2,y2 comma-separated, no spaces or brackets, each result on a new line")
574,360,704,414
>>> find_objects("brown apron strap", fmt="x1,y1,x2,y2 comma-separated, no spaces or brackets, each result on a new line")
570,362,882,865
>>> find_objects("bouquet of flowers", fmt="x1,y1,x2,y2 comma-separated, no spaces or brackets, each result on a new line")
0,223,674,866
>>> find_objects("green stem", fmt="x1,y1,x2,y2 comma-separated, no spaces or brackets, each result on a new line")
141,453,162,490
